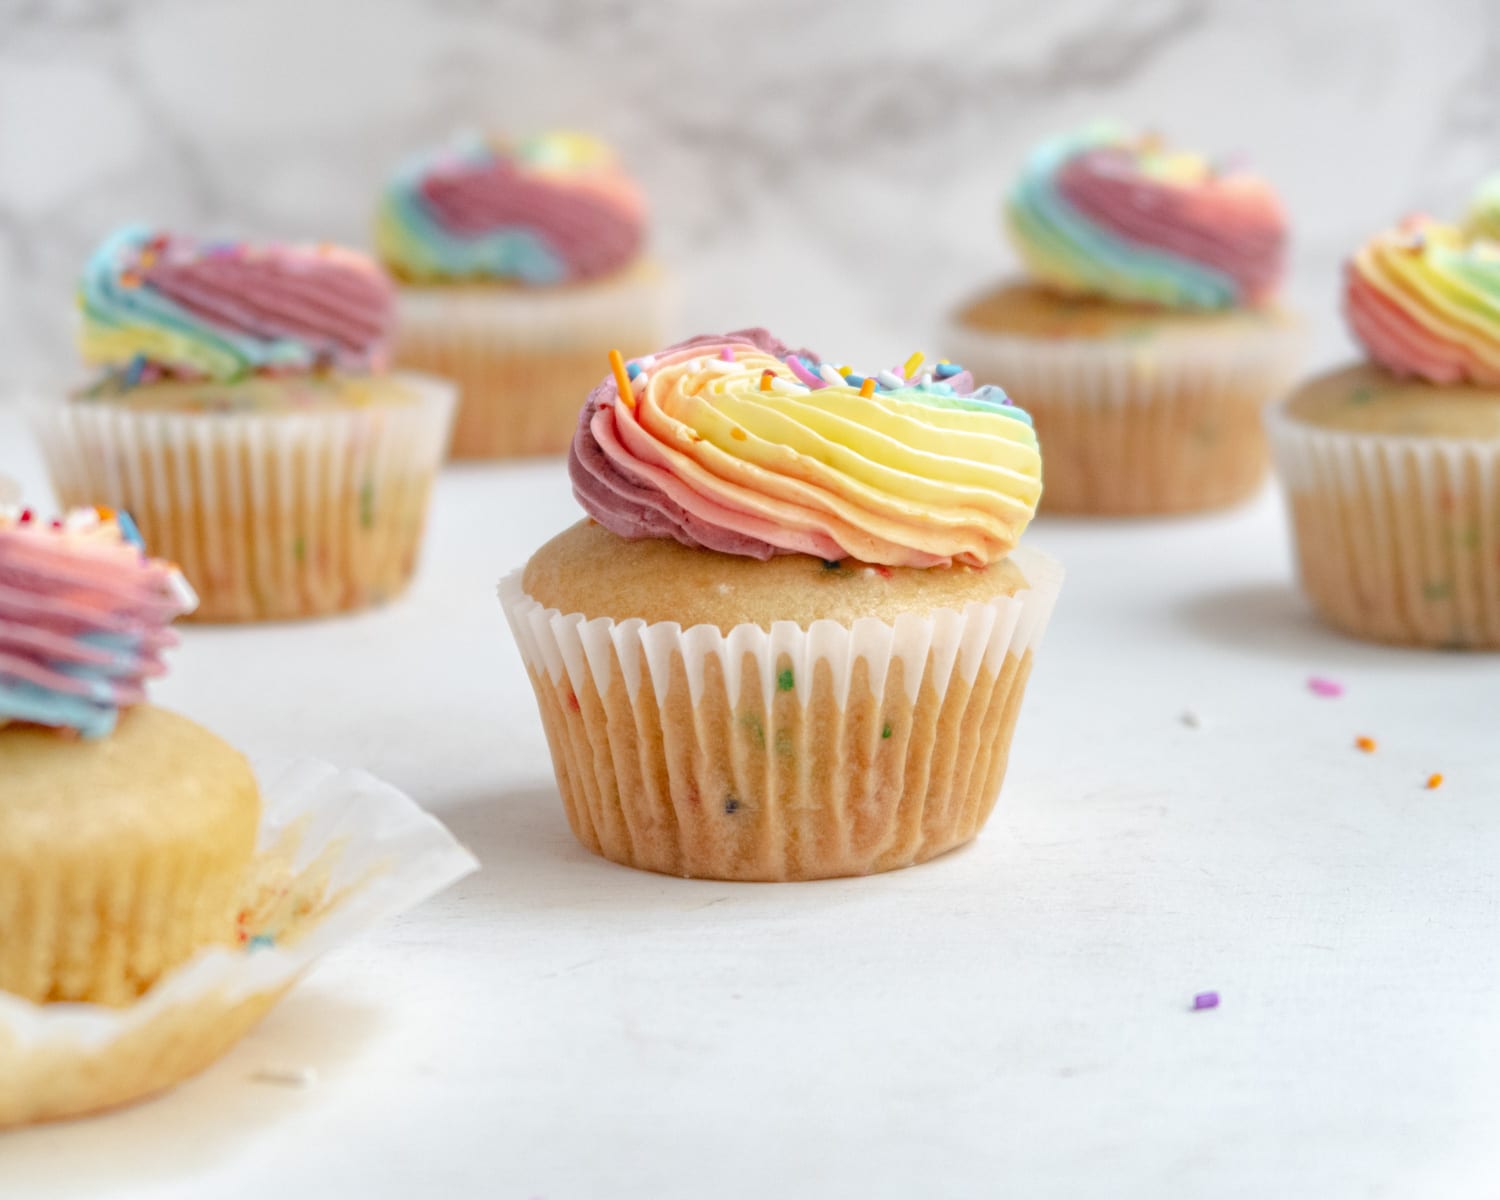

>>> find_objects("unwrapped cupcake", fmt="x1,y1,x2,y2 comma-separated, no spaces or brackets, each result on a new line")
944,124,1304,514
1268,214,1500,647
37,226,455,622
376,131,674,459
501,330,1061,881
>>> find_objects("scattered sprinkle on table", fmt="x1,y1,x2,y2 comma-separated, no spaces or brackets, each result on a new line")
1426,773,1444,790
1354,735,1377,753
1192,991,1219,1011
1307,676,1343,698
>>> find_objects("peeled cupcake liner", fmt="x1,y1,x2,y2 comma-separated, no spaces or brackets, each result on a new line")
943,316,1306,514
32,373,455,622
392,262,676,459
0,759,477,1127
500,545,1064,882
1266,404,1500,648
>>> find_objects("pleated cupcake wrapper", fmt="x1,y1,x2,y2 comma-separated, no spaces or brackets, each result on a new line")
393,266,676,459
943,319,1306,514
500,546,1064,881
33,373,455,622
0,759,477,1127
1267,406,1500,648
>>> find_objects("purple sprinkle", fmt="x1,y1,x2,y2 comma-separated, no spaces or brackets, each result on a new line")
1307,676,1344,698
1192,991,1219,1011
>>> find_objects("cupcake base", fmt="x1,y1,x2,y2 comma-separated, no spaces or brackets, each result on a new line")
945,283,1305,515
393,262,674,460
502,528,1062,881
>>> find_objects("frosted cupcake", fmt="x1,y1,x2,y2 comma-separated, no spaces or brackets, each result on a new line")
37,226,454,622
0,507,259,1006
502,330,1061,881
376,131,674,459
1269,216,1500,647
944,124,1304,514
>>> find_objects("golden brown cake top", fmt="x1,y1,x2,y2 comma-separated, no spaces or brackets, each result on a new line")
954,282,1298,342
1282,363,1500,438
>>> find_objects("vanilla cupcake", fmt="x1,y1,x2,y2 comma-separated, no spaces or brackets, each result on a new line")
944,124,1304,514
37,226,454,622
0,507,259,1006
1269,216,1500,647
502,330,1060,881
376,131,674,459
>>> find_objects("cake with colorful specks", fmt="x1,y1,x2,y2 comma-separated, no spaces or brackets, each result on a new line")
36,226,455,622
501,329,1062,881
1269,213,1500,648
376,131,674,459
0,506,260,1008
943,123,1304,514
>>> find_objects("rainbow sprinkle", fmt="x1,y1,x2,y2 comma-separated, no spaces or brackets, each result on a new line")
1307,676,1343,698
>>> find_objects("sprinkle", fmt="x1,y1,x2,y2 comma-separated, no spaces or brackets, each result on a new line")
877,370,904,390
114,510,145,550
777,667,794,692
724,795,741,815
935,362,963,379
821,559,841,571
626,360,642,380
1425,772,1444,790
247,934,275,952
608,349,635,410
872,564,892,579
119,271,141,289
123,354,147,388
760,369,776,392
837,365,853,375
730,427,747,441
819,364,846,388
786,355,824,389
1354,735,1376,753
902,351,925,379
1307,676,1343,698
1192,991,1219,1011
859,378,876,398
250,1065,318,1088
1180,710,1201,729
720,345,734,362
881,723,893,739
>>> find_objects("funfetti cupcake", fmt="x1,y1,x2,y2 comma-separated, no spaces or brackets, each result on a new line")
501,329,1061,882
1268,216,1500,648
36,226,454,622
944,124,1304,514
0,507,259,1006
376,131,674,459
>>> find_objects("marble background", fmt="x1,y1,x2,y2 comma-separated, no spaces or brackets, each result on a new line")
0,0,1495,393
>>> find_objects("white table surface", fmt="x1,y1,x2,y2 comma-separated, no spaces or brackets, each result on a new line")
1,406,1497,1199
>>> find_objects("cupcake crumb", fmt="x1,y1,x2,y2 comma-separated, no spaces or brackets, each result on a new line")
250,1065,317,1088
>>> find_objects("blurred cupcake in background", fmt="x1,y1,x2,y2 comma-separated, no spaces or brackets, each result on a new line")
1463,173,1500,242
1268,215,1500,647
376,131,674,459
944,124,1304,514
36,226,454,622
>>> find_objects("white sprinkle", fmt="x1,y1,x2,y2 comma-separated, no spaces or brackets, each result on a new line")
862,567,877,578
631,370,648,392
920,371,933,387
251,1065,317,1088
1180,710,1202,729
819,364,846,388
771,376,809,394
688,358,703,373
877,370,904,390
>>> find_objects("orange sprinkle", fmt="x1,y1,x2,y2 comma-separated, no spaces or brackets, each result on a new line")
859,378,876,398
120,272,141,289
1426,772,1444,790
608,349,635,411
1354,736,1377,753
760,370,775,392
903,351,925,378
731,428,747,441
93,505,115,522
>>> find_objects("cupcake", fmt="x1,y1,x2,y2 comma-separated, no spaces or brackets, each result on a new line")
376,131,674,459
1268,215,1500,647
944,124,1304,514
36,226,454,622
0,507,259,1006
501,330,1061,882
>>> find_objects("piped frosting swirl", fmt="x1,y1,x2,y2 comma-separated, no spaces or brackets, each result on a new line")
79,225,395,384
0,507,197,738
376,131,646,285
1345,215,1500,386
1006,124,1287,310
568,330,1041,568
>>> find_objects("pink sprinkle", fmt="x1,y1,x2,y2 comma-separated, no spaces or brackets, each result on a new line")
719,346,734,362
1192,991,1219,1011
785,355,825,389
1307,676,1344,698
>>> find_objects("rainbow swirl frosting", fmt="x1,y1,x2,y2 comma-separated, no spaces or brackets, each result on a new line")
1006,125,1287,310
0,507,197,738
1345,216,1500,386
568,330,1041,568
376,131,646,285
79,225,395,384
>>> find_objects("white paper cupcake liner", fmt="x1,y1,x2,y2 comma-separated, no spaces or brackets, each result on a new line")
500,546,1063,880
1267,404,1500,647
0,759,476,1126
33,373,455,622
393,262,676,459
943,317,1306,513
